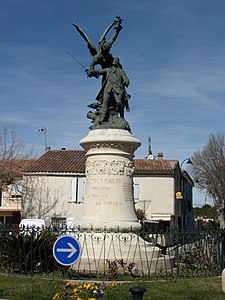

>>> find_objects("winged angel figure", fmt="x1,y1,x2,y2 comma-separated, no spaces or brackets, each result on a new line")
72,16,123,74
72,16,131,131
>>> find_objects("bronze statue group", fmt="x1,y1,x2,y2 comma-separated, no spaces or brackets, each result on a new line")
73,16,131,131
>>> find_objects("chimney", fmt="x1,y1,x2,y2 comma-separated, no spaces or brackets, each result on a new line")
45,146,51,152
157,152,164,160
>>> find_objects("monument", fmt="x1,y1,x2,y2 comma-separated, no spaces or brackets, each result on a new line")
74,16,141,231
72,17,171,274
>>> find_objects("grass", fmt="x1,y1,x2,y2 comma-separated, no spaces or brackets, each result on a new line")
0,274,224,299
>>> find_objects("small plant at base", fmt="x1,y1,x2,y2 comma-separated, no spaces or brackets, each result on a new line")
106,259,139,277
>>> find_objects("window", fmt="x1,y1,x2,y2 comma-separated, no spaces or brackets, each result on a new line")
11,183,22,198
70,178,85,203
52,217,67,229
134,183,139,203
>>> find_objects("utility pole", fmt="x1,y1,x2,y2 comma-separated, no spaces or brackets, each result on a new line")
38,125,48,151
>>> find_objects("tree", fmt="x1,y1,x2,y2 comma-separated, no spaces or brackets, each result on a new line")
0,122,61,223
0,121,34,197
22,176,60,219
192,207,202,219
193,204,214,219
190,132,225,227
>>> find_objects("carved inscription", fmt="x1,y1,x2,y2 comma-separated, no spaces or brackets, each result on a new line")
86,176,124,206
86,174,133,206
91,185,109,201
87,177,121,184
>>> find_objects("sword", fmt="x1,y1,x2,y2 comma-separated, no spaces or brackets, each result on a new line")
66,51,88,73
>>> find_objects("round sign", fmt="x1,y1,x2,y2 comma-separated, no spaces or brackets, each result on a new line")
53,235,81,266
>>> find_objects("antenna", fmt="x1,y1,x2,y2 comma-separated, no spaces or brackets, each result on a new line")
146,136,154,159
148,136,153,156
38,125,48,151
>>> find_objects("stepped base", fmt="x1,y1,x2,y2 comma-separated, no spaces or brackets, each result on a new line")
71,231,174,275
77,221,141,232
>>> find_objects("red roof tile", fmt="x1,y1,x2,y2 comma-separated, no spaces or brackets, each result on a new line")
25,150,86,174
24,150,178,175
134,159,178,175
0,159,34,172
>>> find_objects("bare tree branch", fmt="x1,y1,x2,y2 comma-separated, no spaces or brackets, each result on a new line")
190,132,225,227
0,121,35,187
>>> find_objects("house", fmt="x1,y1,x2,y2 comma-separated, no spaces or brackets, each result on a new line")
20,149,194,229
0,160,33,225
134,153,194,230
21,150,86,228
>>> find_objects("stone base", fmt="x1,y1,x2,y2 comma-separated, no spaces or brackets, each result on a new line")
77,221,141,232
72,231,174,275
76,129,175,275
79,129,141,231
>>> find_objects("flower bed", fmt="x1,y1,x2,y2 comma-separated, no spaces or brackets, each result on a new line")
53,282,117,300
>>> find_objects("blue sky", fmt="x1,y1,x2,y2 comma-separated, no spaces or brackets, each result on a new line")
1,0,225,206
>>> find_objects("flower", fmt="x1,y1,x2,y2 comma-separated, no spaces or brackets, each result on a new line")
53,292,60,300
53,281,117,299
66,282,75,289
111,282,117,288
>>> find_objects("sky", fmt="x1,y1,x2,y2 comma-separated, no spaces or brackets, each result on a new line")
1,0,225,207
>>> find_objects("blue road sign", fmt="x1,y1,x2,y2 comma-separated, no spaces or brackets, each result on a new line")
53,235,81,266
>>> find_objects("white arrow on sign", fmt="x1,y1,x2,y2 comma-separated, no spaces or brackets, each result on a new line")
56,242,77,258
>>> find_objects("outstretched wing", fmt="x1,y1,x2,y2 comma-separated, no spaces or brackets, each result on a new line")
99,16,123,46
72,23,98,57
99,22,114,43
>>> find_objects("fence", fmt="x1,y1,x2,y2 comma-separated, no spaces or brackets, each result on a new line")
0,225,224,279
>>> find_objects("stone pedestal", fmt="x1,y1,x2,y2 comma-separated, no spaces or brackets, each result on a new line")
71,231,172,275
76,128,171,275
79,128,141,231
222,268,225,293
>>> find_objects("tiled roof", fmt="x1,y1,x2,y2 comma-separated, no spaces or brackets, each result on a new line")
25,150,86,174
24,150,178,175
14,159,35,171
0,159,34,172
134,159,178,175
0,159,34,181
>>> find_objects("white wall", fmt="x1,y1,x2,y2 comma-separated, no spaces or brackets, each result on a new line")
133,176,176,220
22,175,85,221
22,173,183,227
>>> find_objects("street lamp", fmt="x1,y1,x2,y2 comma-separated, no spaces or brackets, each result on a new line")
181,158,192,168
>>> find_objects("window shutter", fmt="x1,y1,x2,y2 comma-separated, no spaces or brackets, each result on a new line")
134,183,139,202
70,178,78,202
77,178,85,203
